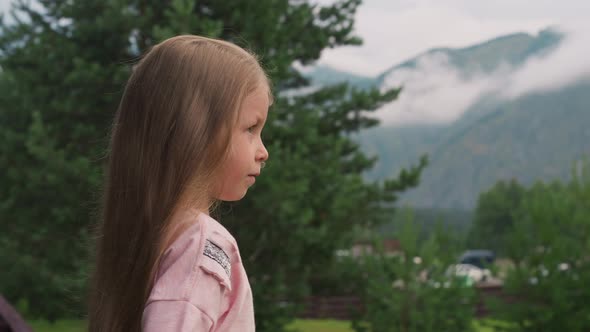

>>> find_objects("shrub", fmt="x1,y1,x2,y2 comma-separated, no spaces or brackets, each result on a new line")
487,161,590,331
353,209,477,332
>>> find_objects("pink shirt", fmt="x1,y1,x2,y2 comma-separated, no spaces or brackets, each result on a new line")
142,209,255,331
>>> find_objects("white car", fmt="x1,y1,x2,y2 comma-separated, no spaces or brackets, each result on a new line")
446,263,492,285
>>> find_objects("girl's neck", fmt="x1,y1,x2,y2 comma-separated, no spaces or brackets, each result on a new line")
161,206,208,252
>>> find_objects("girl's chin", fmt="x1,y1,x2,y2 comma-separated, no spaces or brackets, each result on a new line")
216,188,249,202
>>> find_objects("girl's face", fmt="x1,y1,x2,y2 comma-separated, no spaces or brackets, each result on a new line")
212,85,270,201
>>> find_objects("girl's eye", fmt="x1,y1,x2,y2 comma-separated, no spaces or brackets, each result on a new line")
247,124,257,133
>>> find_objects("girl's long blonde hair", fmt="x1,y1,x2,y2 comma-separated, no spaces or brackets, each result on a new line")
88,35,270,332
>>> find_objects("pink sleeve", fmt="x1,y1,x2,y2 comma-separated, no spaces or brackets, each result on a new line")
142,300,213,332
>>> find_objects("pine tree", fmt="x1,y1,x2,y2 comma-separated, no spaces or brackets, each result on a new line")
0,0,426,327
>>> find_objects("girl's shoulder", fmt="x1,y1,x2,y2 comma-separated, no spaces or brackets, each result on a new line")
146,209,244,318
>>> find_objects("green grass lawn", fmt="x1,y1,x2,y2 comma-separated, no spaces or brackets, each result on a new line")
28,319,85,332
289,319,354,332
27,318,501,332
290,319,503,332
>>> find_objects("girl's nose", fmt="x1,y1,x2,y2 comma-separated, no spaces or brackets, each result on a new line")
257,141,269,162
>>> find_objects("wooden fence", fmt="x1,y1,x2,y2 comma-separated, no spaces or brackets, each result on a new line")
300,283,506,320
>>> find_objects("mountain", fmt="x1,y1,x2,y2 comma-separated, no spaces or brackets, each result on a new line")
361,80,590,209
304,27,590,210
376,28,562,83
303,64,376,89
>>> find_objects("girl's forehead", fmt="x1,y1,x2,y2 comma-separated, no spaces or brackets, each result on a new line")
241,86,270,115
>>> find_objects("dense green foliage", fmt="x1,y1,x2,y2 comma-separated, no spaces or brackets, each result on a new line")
0,0,425,329
466,159,590,331
484,160,590,331
467,180,525,255
352,210,476,332
382,207,473,244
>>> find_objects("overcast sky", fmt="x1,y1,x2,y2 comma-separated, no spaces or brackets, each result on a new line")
315,0,590,76
374,26,590,126
2,0,588,76
2,0,588,78
0,1,7,14
0,1,12,19
309,1,590,125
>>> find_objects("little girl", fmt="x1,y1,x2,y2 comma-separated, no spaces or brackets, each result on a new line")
88,35,271,332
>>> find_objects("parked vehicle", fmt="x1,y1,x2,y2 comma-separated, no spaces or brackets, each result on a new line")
446,263,492,286
459,250,495,269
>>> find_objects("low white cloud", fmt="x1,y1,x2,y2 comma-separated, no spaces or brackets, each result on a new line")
374,24,590,126
502,24,590,99
375,52,503,125
318,2,554,76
